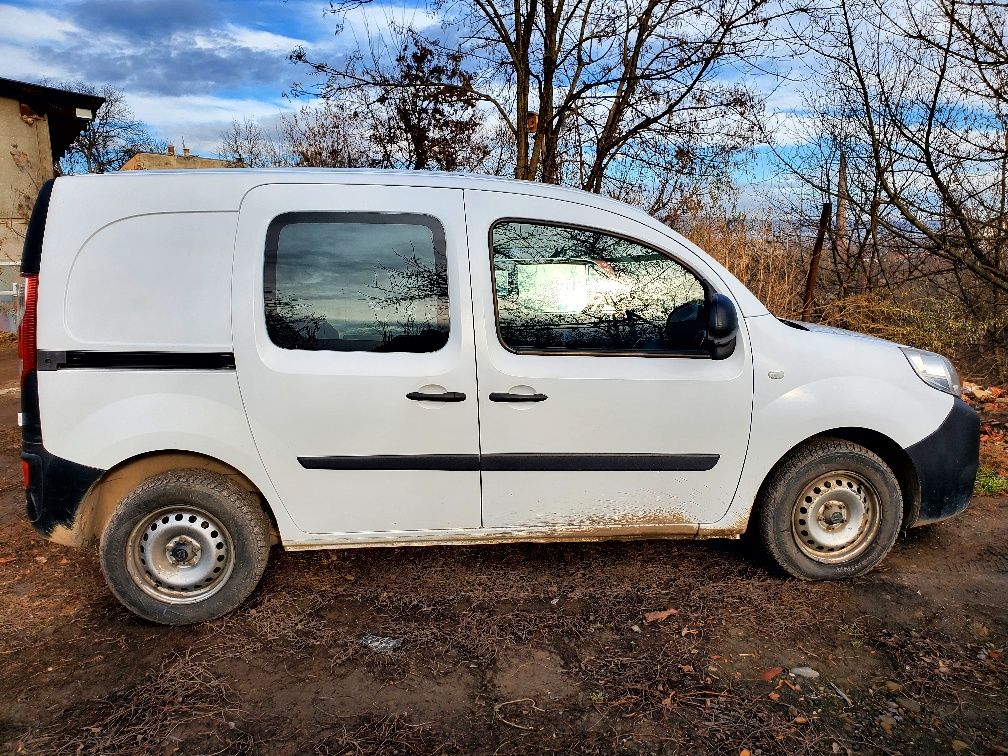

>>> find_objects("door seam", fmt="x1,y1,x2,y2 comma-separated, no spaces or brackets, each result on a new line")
463,189,485,528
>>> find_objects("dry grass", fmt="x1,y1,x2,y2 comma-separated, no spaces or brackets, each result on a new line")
4,528,1008,754
684,214,807,319
13,651,255,755
682,212,1008,382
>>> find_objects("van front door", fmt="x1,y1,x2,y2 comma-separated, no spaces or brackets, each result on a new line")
233,184,481,536
465,190,753,532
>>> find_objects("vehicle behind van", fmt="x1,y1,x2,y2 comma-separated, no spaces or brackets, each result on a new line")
19,170,979,624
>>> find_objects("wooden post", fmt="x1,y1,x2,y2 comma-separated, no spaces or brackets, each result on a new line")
802,202,832,321
836,149,848,257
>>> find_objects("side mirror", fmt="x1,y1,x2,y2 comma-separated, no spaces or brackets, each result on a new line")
706,292,738,360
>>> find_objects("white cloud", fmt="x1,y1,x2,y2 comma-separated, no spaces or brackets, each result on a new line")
184,24,306,54
766,110,817,146
223,24,306,53
128,93,297,153
332,3,440,50
0,41,72,81
0,4,78,44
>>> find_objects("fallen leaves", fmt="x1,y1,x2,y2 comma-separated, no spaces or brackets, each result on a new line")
643,607,678,624
761,666,783,682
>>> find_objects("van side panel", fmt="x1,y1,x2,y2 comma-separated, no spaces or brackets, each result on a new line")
36,175,250,348
63,212,234,349
31,178,303,542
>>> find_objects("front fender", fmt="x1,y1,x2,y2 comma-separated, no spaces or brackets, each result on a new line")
705,315,953,530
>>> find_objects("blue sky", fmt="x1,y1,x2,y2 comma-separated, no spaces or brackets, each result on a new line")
0,0,441,153
0,0,803,197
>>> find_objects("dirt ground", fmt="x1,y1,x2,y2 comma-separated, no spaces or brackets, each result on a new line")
0,344,1005,755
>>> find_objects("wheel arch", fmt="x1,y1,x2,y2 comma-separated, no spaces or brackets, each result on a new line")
750,427,921,532
51,450,281,548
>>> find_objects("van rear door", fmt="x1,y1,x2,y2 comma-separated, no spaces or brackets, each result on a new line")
232,184,481,535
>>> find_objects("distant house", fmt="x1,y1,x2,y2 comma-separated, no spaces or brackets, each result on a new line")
120,145,237,171
0,77,104,331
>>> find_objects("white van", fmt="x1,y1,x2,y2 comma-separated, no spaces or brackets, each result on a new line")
19,170,978,624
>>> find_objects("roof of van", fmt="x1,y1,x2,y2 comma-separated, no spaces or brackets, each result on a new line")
80,167,641,215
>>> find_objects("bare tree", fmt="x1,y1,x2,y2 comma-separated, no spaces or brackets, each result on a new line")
782,0,1008,298
291,0,770,212
217,117,284,167
280,101,373,168
56,83,163,174
292,30,490,172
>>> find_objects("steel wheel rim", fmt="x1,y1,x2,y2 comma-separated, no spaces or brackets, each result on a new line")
125,506,234,604
791,470,881,563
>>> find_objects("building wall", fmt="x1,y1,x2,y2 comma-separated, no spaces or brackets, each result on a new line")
120,152,237,170
0,97,54,331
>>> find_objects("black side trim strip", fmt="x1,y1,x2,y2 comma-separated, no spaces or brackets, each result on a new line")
481,453,719,471
299,455,480,471
297,453,719,472
37,350,236,371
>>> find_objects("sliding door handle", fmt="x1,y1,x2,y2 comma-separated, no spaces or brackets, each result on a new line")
489,392,548,403
407,391,467,402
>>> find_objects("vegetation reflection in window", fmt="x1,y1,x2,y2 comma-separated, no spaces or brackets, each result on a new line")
492,221,707,354
264,213,450,353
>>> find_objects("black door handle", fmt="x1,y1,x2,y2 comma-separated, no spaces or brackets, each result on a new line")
407,391,467,402
489,392,548,402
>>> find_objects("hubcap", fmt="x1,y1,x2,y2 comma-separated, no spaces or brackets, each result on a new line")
791,471,881,563
125,506,234,604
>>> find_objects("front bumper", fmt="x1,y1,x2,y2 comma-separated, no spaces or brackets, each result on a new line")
904,396,980,526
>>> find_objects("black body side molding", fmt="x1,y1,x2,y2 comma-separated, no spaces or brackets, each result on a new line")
300,455,481,471
37,350,236,371
481,453,719,471
904,396,980,526
298,453,719,472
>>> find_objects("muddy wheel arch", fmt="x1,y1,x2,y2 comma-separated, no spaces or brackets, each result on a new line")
52,451,279,548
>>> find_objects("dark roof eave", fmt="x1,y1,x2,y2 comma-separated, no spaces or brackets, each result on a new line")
0,77,104,113
0,77,106,162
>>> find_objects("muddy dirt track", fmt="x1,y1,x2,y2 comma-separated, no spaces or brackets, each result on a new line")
0,344,1005,755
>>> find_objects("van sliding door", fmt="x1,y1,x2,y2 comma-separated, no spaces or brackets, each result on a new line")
232,184,481,535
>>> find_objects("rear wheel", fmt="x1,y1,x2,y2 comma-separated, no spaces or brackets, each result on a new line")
756,438,902,580
100,469,271,624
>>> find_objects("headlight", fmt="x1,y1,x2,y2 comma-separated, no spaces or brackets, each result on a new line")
901,347,961,396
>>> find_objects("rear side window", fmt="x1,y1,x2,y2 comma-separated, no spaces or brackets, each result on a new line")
491,221,707,355
264,212,449,353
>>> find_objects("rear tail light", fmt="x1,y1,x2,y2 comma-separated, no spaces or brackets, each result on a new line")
18,274,38,382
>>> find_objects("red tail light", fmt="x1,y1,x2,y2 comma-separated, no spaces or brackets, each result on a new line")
18,274,38,382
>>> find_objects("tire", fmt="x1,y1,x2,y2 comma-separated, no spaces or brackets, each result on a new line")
755,438,902,580
99,469,271,624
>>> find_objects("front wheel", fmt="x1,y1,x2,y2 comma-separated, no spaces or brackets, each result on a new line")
100,469,271,624
755,438,903,580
